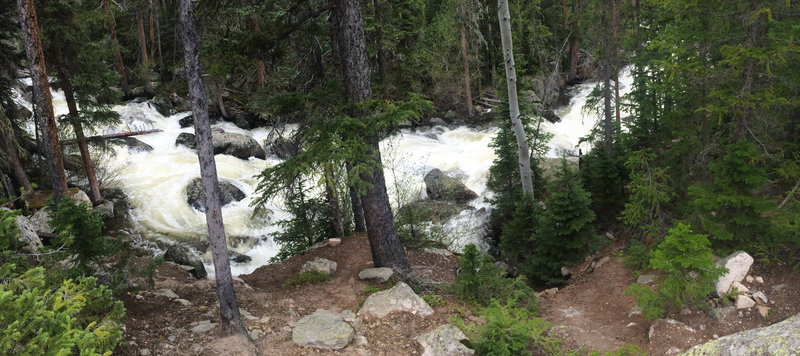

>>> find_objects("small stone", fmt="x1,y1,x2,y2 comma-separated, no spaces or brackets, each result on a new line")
735,295,755,309
626,322,636,327
155,289,179,299
604,232,615,240
738,311,744,318
327,238,342,246
594,256,610,269
629,306,643,317
665,347,681,355
754,276,764,284
680,308,692,315
757,305,769,317
415,324,474,356
560,308,581,317
354,335,368,347
190,321,217,333
560,266,573,276
746,275,755,283
699,324,706,331
709,306,735,321
175,298,192,306
636,274,656,285
168,335,177,342
715,251,754,296
713,334,719,339
730,281,749,294
300,257,337,275
771,284,786,292
751,291,768,304
358,267,394,283
250,329,264,340
140,349,151,356
358,282,433,318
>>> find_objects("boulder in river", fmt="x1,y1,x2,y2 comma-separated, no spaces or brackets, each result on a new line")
398,200,472,222
175,130,266,160
163,244,207,279
117,137,153,152
185,177,245,212
149,96,176,117
424,169,478,204
178,115,194,128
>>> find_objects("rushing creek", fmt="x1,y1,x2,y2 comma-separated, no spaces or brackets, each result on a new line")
12,67,632,277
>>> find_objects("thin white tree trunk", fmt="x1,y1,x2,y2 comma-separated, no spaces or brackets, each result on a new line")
497,0,534,196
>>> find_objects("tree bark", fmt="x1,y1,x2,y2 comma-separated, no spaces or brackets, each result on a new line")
372,0,389,99
459,0,473,117
179,0,249,338
497,0,534,197
612,0,621,126
57,65,102,205
602,0,613,152
249,12,266,87
346,162,367,232
136,5,149,68
103,0,130,97
568,0,579,81
325,166,345,238
332,0,409,269
0,108,31,193
17,0,68,203
215,79,229,119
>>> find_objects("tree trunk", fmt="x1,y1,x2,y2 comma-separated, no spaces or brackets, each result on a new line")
332,0,409,269
325,166,345,238
738,0,766,140
372,0,389,99
179,0,249,338
497,0,534,196
250,13,266,87
0,108,31,193
602,0,613,152
215,79,229,119
612,0,621,126
347,162,367,232
568,0,579,81
154,0,163,72
103,0,130,97
57,65,102,205
459,1,473,116
17,0,68,203
148,0,155,61
136,5,149,68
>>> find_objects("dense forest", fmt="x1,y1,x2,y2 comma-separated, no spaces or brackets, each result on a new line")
0,0,798,354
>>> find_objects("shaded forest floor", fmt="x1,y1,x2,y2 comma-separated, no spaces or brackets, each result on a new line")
116,234,800,355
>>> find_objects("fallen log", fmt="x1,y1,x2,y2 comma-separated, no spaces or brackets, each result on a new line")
90,129,163,139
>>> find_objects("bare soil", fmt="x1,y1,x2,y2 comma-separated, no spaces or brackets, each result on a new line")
117,234,800,355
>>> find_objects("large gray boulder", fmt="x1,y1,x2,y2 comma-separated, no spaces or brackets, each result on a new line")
292,310,354,350
2,209,42,253
683,312,800,355
163,244,207,279
398,200,472,222
300,257,337,276
358,282,434,318
185,177,245,213
175,130,266,160
416,324,475,356
715,251,754,296
29,208,54,234
358,267,393,283
424,169,478,204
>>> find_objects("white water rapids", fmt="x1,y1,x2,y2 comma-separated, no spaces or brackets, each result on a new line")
11,68,632,277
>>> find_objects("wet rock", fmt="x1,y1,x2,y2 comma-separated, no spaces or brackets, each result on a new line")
448,119,466,129
415,324,474,356
735,295,755,309
230,251,252,263
358,282,434,318
118,137,153,152
185,177,246,213
149,96,176,117
424,169,478,204
267,136,299,160
300,257,337,275
429,117,447,126
175,132,197,149
684,312,800,354
163,244,207,279
714,251,754,296
178,115,194,128
398,200,473,222
358,267,393,283
709,306,735,321
231,113,253,130
292,309,354,350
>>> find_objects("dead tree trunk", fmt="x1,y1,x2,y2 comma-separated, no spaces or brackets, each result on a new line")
497,0,534,196
179,0,249,337
57,65,102,204
17,0,68,203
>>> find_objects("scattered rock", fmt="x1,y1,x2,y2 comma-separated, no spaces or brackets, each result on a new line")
415,324,474,356
424,169,478,204
190,320,217,333
560,308,581,317
665,347,681,355
636,274,656,285
685,312,800,354
735,295,755,309
754,276,764,284
629,306,643,317
149,96,176,117
535,288,559,298
163,244,207,279
772,284,786,292
709,306,735,321
444,110,457,120
250,329,264,340
730,281,749,294
176,299,191,306
118,137,154,152
140,348,151,356
714,251,754,296
604,232,615,240
155,289,179,299
327,238,342,247
230,251,252,263
292,309,354,350
648,319,695,344
751,290,768,304
757,305,770,317
358,267,393,283
185,177,246,212
300,257,337,275
594,256,610,269
429,117,447,126
358,282,434,318
745,275,754,283
176,130,266,160
94,200,115,218
175,132,197,149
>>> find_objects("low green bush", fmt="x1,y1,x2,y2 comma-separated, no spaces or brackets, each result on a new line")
452,244,537,312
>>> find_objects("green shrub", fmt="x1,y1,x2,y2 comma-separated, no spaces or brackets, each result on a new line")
0,208,21,253
626,223,727,318
454,299,557,356
269,185,335,263
622,240,650,271
452,244,538,312
0,264,125,355
591,344,647,356
282,270,331,288
619,148,671,240
49,197,122,275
